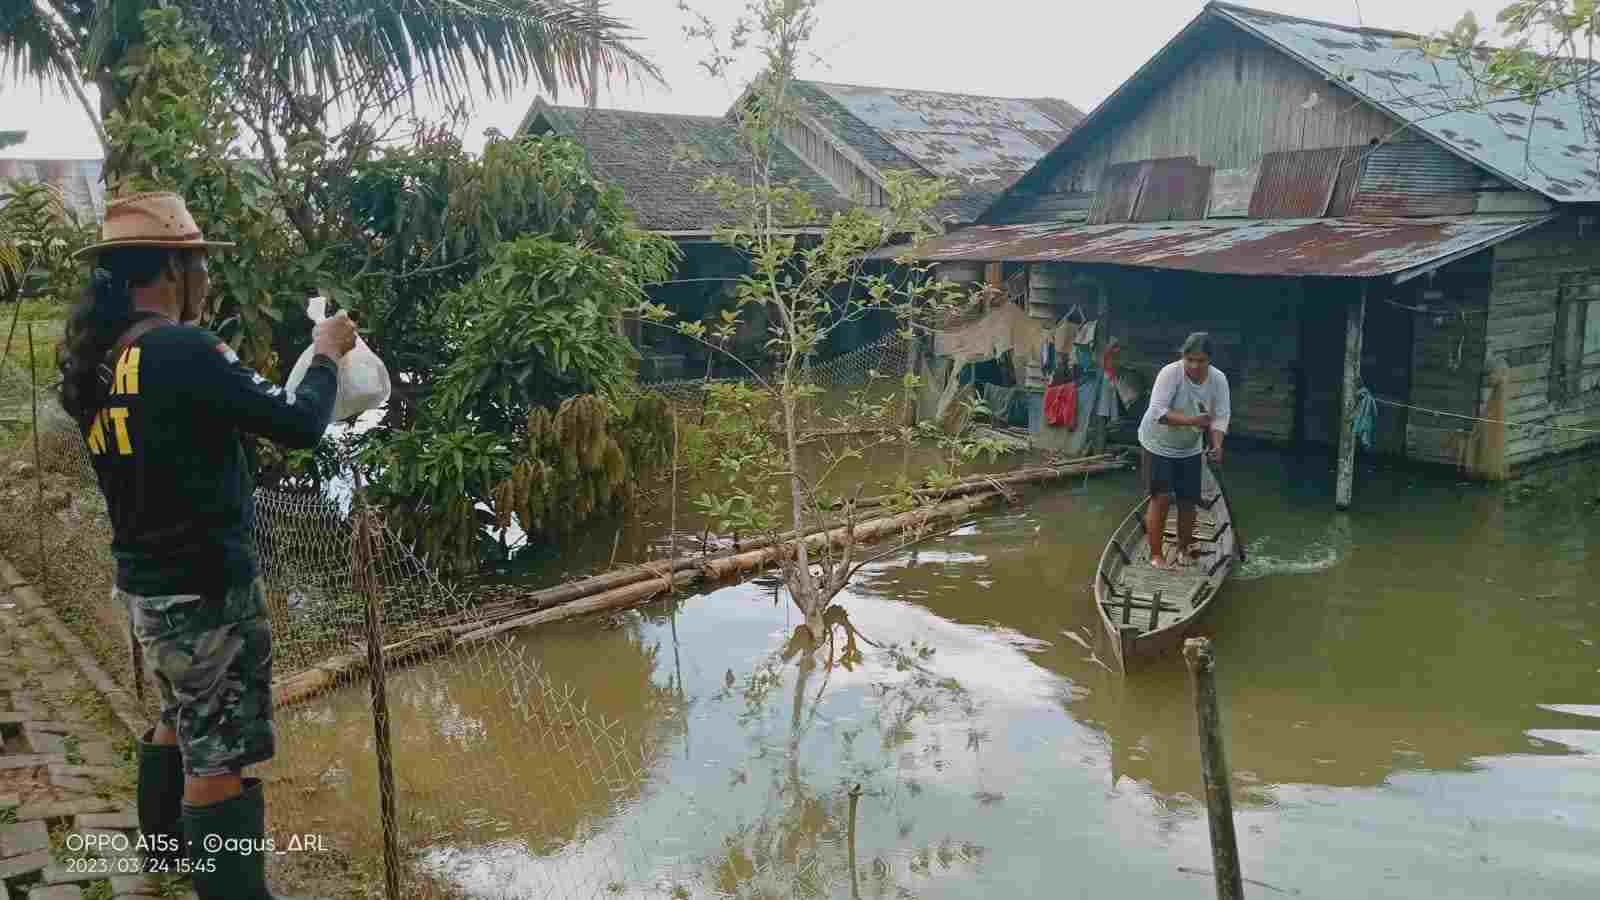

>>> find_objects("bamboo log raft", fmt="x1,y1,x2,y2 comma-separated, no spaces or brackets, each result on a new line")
466,454,1128,619
271,454,1133,710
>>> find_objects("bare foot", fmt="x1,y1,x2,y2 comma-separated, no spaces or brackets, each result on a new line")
1150,555,1176,571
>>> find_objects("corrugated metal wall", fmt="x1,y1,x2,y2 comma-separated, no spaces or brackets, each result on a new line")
1133,157,1212,222
1348,141,1482,217
1249,146,1356,218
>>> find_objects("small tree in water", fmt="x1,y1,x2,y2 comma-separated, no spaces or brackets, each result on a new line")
647,0,1007,642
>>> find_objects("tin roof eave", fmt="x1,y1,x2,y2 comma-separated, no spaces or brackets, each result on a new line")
873,214,1556,282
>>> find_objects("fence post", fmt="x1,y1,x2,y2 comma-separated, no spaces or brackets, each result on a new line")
351,464,401,900
846,783,864,900
1183,637,1244,900
27,322,44,587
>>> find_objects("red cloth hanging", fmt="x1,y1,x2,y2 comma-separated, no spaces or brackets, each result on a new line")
1044,383,1077,429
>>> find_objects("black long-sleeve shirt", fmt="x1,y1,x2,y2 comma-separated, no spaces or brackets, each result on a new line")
82,316,338,596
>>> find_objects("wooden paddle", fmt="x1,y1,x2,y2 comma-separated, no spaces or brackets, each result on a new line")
1195,396,1246,564
1204,444,1246,563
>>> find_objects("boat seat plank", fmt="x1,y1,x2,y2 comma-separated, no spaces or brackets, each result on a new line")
1163,526,1221,544
1114,565,1205,611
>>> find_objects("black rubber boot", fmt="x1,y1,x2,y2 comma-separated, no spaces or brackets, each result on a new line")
182,777,276,900
136,729,185,867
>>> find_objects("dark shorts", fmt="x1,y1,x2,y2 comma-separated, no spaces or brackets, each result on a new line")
1142,448,1203,502
118,580,274,777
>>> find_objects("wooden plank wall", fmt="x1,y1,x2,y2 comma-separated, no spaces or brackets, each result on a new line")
1401,254,1493,467
1297,279,1413,458
778,121,888,207
995,26,1406,224
1484,221,1600,466
1030,265,1301,442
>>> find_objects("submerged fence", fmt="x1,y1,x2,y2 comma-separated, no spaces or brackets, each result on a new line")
0,329,935,899
645,331,912,435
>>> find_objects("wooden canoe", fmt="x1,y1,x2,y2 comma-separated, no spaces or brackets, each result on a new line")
1093,458,1242,673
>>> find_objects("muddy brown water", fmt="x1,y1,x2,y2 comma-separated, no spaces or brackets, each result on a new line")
275,449,1600,899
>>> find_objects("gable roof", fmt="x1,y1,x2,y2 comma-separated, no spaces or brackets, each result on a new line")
518,101,850,233
788,80,1083,222
991,2,1600,220
1212,3,1600,203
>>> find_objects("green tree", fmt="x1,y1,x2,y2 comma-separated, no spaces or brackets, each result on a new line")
0,180,92,306
358,136,680,573
1,0,659,152
656,0,1003,641
1430,4,1600,134
78,8,679,570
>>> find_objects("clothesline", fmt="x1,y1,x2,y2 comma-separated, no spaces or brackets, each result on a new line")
1368,394,1600,436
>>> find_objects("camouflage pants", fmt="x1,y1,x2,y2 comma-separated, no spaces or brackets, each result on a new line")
117,580,275,777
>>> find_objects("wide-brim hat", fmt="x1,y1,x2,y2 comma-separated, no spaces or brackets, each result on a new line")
73,191,236,259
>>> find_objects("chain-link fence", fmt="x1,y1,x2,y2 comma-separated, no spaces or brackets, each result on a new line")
0,347,693,898
644,331,912,437
0,321,1020,899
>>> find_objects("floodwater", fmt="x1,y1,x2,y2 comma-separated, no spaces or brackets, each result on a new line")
276,448,1600,899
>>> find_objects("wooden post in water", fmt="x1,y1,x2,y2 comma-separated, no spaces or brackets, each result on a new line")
27,323,44,586
1183,637,1243,900
1335,284,1367,510
351,465,401,900
847,783,864,900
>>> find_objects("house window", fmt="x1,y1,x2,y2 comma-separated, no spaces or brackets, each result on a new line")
1551,275,1600,402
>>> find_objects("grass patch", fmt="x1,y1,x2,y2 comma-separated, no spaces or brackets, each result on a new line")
1,299,67,420
48,819,72,864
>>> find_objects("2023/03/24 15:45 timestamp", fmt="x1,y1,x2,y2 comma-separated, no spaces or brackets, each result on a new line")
62,856,216,875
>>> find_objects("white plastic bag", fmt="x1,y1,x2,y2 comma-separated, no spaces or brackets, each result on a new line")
285,296,391,422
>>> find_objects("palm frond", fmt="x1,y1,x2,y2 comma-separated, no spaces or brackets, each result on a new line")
194,0,661,108
0,0,80,95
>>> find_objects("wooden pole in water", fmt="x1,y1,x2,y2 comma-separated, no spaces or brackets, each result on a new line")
27,323,44,586
1183,637,1243,900
351,464,401,900
847,782,864,900
1335,283,1367,511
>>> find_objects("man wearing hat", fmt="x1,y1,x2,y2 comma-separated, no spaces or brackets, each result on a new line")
59,192,358,898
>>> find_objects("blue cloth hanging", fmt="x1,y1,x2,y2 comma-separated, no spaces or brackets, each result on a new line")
1353,387,1378,450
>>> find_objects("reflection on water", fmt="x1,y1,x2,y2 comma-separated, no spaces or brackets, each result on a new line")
273,450,1600,898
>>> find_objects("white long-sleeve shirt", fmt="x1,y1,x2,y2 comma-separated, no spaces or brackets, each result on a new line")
1138,361,1231,459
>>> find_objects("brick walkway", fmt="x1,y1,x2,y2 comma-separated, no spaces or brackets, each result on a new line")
0,586,196,900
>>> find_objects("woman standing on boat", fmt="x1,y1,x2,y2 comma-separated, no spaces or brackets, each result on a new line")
1138,332,1230,570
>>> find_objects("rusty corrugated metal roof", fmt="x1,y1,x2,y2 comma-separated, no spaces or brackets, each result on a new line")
794,81,1083,222
874,214,1554,280
1213,3,1600,203
805,82,1078,183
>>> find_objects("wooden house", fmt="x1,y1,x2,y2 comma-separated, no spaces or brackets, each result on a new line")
517,85,1081,378
889,3,1600,502
0,158,106,223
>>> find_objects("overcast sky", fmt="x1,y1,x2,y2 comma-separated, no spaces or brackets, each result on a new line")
0,0,1510,159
